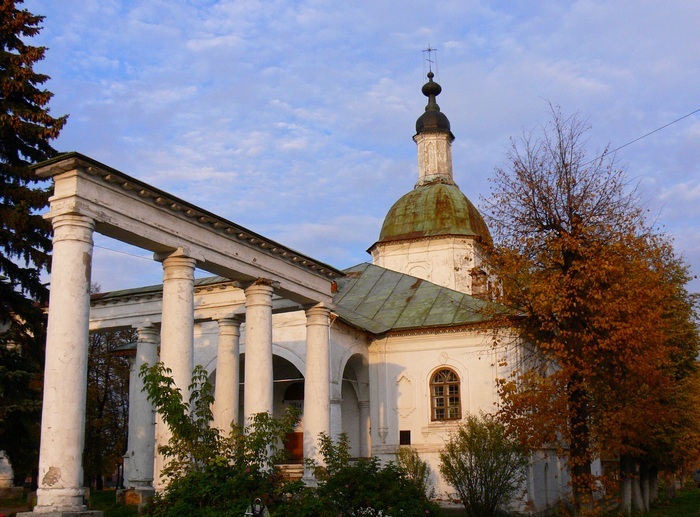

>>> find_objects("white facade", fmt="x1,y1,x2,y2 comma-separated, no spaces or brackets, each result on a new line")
370,236,486,294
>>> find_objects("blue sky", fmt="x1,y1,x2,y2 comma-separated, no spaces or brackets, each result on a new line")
25,0,700,293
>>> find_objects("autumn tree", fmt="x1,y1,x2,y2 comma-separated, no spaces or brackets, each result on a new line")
0,0,67,484
484,106,700,515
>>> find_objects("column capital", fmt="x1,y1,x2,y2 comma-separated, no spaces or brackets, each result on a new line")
217,317,243,334
305,303,332,326
134,324,160,343
51,213,95,244
244,280,275,308
159,254,197,282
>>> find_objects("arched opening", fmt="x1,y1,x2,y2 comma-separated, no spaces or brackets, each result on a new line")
341,353,370,458
210,353,305,460
282,382,304,460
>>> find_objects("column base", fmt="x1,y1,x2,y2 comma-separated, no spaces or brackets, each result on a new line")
116,487,154,506
16,512,102,517
301,475,319,488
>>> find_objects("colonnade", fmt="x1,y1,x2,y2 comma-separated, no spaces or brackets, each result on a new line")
30,212,332,514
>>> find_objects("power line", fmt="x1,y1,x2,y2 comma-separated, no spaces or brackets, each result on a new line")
603,107,700,158
94,244,151,261
93,245,209,274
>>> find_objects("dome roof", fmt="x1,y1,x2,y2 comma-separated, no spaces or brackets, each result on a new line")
377,183,491,245
415,71,453,137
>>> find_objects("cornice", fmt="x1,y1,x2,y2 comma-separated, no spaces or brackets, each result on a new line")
35,152,343,281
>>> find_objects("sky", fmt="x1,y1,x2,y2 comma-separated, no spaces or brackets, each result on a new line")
24,0,700,293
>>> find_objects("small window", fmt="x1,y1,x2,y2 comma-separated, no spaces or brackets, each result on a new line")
399,430,411,445
430,368,461,421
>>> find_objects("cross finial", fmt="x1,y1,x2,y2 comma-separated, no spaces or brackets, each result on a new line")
422,45,437,72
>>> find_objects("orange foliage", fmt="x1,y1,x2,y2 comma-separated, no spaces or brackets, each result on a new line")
483,106,700,514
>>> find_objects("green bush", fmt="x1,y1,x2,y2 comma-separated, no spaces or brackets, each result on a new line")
439,413,528,517
396,446,435,499
140,363,301,517
139,363,442,516
309,433,441,517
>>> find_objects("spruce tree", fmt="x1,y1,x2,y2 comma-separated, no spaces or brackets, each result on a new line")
0,0,67,484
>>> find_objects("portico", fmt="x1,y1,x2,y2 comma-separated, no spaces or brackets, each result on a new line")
27,153,341,515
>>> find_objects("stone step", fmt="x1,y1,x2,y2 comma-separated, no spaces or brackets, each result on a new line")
276,463,304,481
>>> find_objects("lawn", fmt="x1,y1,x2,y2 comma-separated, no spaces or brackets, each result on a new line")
643,487,700,517
3,488,699,516
439,488,700,517
88,490,138,517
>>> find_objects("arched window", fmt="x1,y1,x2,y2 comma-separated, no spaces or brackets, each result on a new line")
430,368,461,421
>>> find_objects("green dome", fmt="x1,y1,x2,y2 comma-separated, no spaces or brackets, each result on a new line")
377,183,491,245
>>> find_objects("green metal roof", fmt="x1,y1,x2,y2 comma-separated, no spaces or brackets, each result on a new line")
332,263,503,334
92,264,506,336
376,183,492,245
91,275,231,302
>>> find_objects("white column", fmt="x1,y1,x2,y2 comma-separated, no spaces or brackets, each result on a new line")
213,318,242,434
359,400,371,458
35,214,94,513
124,324,159,489
329,398,342,442
153,252,196,490
243,281,274,424
303,303,331,480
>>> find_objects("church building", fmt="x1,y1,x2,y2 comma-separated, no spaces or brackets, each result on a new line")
25,73,564,515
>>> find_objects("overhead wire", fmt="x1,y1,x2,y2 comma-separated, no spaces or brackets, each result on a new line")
94,244,151,261
592,106,700,163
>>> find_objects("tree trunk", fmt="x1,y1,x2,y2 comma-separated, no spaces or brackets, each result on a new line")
620,454,634,516
632,460,644,512
649,466,658,505
639,461,650,512
568,375,592,516
664,471,676,499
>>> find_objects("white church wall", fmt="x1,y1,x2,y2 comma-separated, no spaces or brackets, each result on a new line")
195,320,218,373
371,237,481,294
367,329,512,498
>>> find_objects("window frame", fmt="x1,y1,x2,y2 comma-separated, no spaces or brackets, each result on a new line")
429,367,462,421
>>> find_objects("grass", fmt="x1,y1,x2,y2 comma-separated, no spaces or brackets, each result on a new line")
643,487,700,517
89,489,139,517
3,488,698,517
439,488,700,517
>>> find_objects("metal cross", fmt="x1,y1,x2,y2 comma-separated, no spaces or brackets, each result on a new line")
422,45,437,72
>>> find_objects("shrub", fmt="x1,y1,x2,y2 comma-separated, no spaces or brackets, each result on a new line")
139,363,442,516
396,446,435,499
439,413,528,517
310,433,441,517
140,363,300,517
